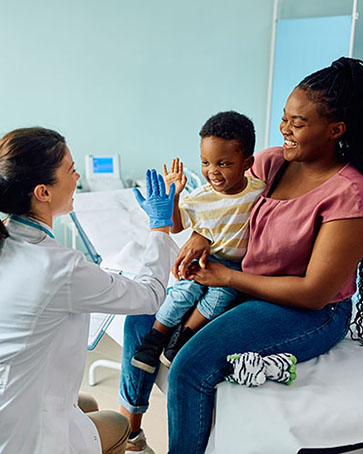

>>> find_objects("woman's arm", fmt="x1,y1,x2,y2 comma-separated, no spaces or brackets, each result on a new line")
188,218,363,309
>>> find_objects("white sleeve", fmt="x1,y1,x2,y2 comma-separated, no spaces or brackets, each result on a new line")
68,231,173,315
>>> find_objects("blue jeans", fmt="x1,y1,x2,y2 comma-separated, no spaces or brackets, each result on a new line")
119,298,352,453
156,256,241,326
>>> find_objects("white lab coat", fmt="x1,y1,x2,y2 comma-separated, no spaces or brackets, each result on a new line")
0,217,173,454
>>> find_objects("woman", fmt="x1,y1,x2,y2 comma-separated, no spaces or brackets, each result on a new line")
0,127,175,454
119,57,363,454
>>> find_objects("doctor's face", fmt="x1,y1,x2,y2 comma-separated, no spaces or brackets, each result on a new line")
50,146,80,217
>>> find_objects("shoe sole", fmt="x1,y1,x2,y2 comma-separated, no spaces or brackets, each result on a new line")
131,358,156,374
159,352,171,368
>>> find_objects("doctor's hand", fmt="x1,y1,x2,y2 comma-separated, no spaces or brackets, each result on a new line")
133,169,175,230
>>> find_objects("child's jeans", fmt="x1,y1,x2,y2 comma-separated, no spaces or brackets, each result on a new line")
155,255,241,327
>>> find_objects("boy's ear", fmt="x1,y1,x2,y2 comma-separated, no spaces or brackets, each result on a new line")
243,155,254,171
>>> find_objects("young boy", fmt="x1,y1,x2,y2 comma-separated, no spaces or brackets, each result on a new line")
131,111,265,373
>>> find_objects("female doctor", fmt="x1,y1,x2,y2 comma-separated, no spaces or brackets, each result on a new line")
0,127,175,454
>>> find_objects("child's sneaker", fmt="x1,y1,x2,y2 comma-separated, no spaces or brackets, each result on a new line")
160,326,194,367
125,429,155,454
131,329,168,374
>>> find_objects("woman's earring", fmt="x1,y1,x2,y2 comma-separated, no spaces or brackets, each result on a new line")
338,140,346,158
338,138,349,159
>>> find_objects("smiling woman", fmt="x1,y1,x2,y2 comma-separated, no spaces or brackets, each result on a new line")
117,57,363,454
280,88,345,166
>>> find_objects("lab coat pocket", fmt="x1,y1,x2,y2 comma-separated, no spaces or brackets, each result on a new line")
0,363,10,394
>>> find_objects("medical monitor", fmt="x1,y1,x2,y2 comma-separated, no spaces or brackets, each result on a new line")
85,155,124,191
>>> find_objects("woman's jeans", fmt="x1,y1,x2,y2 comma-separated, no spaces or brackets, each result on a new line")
119,298,352,454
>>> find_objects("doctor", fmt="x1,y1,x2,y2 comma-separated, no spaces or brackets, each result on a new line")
0,127,175,454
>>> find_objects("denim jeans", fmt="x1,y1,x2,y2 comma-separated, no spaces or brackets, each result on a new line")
156,256,241,326
119,298,352,453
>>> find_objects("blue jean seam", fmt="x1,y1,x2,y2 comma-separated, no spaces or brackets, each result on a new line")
196,365,227,454
256,305,350,357
118,393,148,414
120,360,150,413
198,289,222,320
198,287,235,320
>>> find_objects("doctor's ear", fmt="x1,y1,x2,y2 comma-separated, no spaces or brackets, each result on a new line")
33,184,51,203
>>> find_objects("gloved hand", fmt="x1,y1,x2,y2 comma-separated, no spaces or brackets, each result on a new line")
133,169,175,229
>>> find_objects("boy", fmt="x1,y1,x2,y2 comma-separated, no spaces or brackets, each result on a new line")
131,111,265,373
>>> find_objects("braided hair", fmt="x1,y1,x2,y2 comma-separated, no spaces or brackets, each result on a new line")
0,127,66,241
298,57,363,344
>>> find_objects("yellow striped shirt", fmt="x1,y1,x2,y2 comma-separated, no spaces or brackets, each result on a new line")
179,176,265,261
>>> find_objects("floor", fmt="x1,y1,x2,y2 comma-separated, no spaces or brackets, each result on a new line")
80,333,168,454
80,335,363,454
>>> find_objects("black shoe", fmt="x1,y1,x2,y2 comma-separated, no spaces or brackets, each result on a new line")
160,326,195,368
131,328,168,374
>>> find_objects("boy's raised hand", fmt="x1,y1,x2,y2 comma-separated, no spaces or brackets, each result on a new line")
163,158,187,196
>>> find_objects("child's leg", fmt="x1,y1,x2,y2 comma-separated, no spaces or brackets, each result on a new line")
132,279,205,374
153,319,172,335
160,307,209,368
183,306,209,331
161,283,238,369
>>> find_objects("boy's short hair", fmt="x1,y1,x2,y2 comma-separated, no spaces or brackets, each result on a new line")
199,111,255,157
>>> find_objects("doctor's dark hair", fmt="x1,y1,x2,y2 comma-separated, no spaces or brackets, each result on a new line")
297,57,363,343
0,127,66,240
199,111,255,157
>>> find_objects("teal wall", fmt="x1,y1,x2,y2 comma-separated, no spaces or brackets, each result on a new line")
0,0,274,185
1,1,362,244
1,0,361,185
278,0,363,60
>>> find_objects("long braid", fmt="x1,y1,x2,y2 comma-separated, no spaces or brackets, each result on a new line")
298,57,363,343
0,218,8,240
350,262,363,344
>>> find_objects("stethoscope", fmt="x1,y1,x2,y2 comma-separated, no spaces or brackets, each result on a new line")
10,215,55,239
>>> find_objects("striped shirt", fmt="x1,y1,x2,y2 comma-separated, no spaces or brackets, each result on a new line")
179,175,265,262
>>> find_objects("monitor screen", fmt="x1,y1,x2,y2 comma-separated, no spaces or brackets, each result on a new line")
92,157,114,174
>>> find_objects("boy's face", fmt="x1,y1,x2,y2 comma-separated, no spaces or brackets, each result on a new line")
200,136,253,195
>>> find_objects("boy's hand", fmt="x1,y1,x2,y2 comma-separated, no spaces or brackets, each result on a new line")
163,158,187,196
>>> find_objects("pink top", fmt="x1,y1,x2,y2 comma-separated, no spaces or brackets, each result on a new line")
242,147,363,303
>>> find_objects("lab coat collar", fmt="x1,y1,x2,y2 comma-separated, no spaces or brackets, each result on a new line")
7,215,55,244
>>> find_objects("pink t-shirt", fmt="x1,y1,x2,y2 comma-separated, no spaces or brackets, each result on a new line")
242,147,363,303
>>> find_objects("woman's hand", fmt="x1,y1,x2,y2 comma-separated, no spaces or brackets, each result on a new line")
186,261,232,287
163,158,187,196
133,169,175,230
172,231,211,279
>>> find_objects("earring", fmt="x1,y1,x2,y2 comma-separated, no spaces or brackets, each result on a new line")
338,140,345,158
338,138,349,160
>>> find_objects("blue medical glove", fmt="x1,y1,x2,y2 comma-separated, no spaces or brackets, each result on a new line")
133,169,175,229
